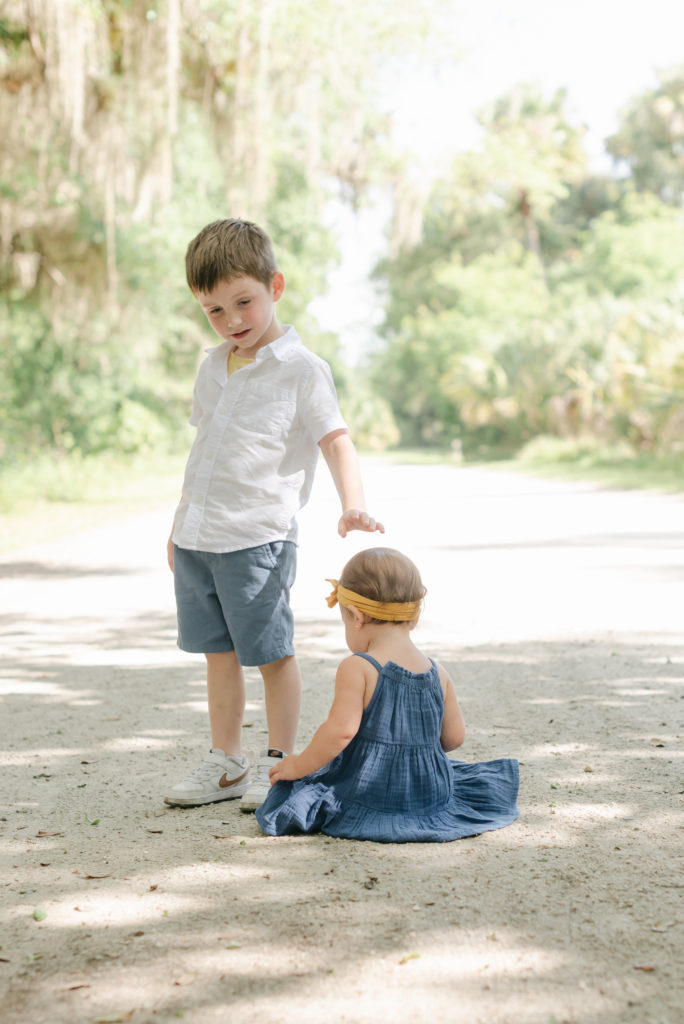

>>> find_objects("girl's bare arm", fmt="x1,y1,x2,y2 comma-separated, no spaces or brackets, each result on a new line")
439,665,466,752
269,657,366,782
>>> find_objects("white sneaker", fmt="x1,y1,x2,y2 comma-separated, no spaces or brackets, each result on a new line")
164,749,250,806
240,749,284,813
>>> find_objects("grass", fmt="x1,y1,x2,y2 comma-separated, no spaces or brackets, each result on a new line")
1,439,682,555
380,440,684,493
0,450,186,554
508,435,684,493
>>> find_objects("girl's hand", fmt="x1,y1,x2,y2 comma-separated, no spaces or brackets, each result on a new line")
269,754,304,784
338,509,385,538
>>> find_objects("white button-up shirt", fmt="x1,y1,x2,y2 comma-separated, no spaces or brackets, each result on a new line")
172,326,347,553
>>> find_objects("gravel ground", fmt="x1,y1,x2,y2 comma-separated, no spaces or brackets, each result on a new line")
1,459,683,1024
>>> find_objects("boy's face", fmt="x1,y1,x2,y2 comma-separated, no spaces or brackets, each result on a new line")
195,273,285,358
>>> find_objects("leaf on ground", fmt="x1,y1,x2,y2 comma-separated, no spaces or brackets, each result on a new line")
32,909,47,921
94,1013,135,1023
634,964,656,972
146,829,163,834
399,952,420,965
226,941,242,949
84,873,111,879
212,834,232,839
66,984,90,991
36,830,63,837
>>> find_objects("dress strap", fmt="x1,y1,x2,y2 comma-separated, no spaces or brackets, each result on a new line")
353,652,382,672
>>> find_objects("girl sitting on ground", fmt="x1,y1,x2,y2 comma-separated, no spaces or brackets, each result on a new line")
256,547,519,843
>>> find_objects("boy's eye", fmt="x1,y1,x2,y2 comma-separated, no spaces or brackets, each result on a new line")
209,308,221,315
238,299,251,307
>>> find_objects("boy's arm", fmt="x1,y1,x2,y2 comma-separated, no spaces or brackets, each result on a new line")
318,429,384,537
269,657,366,782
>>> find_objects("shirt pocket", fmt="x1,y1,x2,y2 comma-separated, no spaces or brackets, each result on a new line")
247,384,296,437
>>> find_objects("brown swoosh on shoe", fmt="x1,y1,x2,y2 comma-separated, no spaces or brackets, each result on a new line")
219,769,248,789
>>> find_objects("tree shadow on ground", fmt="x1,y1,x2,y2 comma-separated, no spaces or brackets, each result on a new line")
2,626,683,1023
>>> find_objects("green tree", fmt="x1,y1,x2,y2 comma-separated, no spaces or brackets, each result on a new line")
372,81,684,455
607,65,684,203
0,0,452,460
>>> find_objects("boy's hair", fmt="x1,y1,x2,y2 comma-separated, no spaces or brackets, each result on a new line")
339,547,426,624
185,218,278,293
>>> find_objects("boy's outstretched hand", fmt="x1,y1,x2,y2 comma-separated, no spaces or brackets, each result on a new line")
338,509,385,538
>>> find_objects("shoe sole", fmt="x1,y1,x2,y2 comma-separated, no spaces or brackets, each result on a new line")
163,786,250,807
239,794,267,813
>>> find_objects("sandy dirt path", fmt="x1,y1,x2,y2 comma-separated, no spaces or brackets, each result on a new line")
1,459,683,1024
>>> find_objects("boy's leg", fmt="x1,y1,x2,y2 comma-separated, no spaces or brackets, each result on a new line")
239,654,302,812
260,654,301,755
163,650,250,807
206,650,246,756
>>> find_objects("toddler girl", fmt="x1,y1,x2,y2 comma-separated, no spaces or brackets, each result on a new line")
256,547,519,842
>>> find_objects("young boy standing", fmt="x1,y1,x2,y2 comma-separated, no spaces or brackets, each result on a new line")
164,218,383,812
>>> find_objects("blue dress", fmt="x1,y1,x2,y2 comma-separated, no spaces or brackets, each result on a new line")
256,654,519,843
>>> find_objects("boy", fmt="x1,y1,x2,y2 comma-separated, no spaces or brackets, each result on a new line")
164,218,383,812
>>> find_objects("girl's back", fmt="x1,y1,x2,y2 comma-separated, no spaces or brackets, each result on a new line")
338,655,452,816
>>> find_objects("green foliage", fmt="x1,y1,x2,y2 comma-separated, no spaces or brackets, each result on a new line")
607,65,684,203
3,5,684,478
339,387,400,452
1,0,452,468
372,78,684,457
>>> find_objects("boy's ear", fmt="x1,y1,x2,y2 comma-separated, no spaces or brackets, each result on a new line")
271,271,285,301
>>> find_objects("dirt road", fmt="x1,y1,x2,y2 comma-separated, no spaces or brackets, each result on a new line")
1,460,683,1024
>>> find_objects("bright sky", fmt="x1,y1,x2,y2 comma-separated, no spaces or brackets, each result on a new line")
395,0,684,168
309,0,684,363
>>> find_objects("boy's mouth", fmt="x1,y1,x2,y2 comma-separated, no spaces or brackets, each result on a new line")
232,329,250,340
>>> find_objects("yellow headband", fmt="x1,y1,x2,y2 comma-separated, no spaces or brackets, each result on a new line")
325,579,422,622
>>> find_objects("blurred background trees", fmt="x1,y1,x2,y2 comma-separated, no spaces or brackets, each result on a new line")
1,0,683,468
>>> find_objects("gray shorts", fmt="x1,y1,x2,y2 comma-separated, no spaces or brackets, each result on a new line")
173,541,296,666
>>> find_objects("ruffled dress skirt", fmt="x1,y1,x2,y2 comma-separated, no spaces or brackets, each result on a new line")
256,656,519,843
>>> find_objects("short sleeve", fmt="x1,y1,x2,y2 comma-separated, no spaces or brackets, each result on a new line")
297,357,348,443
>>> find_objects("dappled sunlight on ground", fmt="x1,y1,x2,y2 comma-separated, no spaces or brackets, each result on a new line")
2,468,684,1022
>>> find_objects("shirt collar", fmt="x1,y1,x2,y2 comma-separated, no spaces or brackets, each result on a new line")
204,325,300,362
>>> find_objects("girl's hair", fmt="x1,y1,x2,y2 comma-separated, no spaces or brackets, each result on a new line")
339,547,426,624
186,218,278,293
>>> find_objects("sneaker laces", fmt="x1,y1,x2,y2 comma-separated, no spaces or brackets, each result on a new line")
187,759,222,782
185,752,241,783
